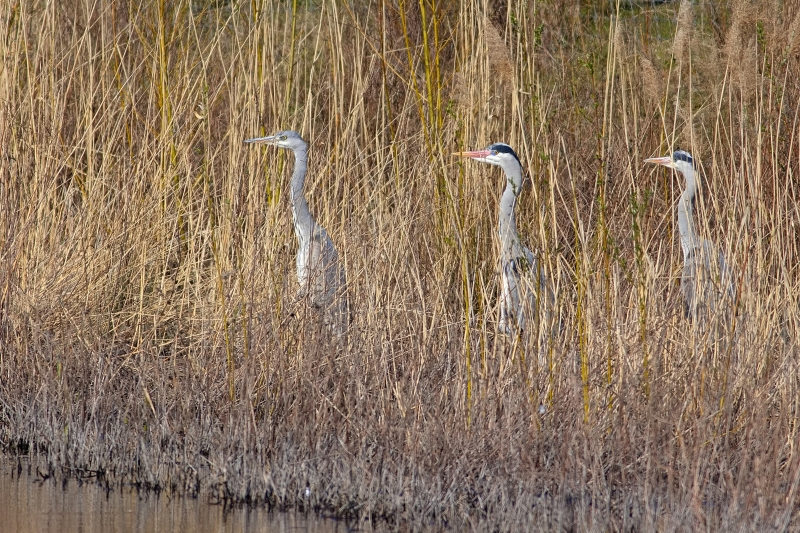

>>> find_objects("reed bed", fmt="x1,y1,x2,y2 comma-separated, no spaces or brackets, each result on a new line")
1,0,799,530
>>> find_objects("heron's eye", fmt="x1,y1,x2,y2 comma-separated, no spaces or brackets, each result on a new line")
280,135,288,141
492,150,498,155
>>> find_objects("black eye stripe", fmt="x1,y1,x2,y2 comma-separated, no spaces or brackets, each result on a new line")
488,143,521,165
672,150,693,165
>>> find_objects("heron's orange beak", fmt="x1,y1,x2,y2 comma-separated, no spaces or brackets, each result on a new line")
644,156,674,168
452,149,492,159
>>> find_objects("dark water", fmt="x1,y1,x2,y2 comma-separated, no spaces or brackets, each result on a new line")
0,458,347,533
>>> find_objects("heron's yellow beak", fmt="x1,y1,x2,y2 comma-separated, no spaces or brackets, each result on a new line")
644,155,675,168
452,149,492,159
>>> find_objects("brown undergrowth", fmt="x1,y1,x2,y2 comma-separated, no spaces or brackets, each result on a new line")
1,0,799,530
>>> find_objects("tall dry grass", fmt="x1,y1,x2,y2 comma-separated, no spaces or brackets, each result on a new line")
1,0,799,529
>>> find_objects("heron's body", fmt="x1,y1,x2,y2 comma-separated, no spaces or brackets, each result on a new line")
455,143,555,337
246,130,349,336
681,240,734,320
646,150,734,321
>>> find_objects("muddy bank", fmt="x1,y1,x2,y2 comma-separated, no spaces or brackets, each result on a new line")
1,328,796,531
1,340,577,531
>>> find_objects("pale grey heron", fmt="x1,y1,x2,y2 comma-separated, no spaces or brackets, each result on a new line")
645,150,735,321
454,143,555,337
245,130,349,336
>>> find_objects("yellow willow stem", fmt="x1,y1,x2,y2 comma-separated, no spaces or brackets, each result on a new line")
398,0,431,154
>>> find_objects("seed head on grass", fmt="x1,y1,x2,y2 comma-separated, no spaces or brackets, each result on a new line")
484,19,514,85
787,10,800,58
672,0,693,61
640,56,663,106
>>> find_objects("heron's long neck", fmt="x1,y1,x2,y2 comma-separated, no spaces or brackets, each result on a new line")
677,168,699,261
498,168,522,257
290,148,314,241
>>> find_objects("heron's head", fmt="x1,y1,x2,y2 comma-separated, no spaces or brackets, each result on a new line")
454,143,521,169
453,143,524,189
644,150,695,176
244,130,307,151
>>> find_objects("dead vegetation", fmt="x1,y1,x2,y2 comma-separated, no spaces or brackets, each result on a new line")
1,0,799,530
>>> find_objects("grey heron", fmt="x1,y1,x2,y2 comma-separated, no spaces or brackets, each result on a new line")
245,130,349,336
645,150,735,321
454,143,555,337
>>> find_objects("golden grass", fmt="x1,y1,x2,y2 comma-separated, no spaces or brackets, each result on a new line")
1,0,799,529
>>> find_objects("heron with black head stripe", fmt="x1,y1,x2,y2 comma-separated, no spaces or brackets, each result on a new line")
645,150,735,321
453,143,556,339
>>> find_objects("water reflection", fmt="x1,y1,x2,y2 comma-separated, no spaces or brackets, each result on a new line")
1,458,346,533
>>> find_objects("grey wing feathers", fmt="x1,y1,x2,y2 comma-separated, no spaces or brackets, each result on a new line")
524,247,554,306
681,258,698,319
681,240,735,321
717,249,735,301
309,226,350,335
504,247,555,330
